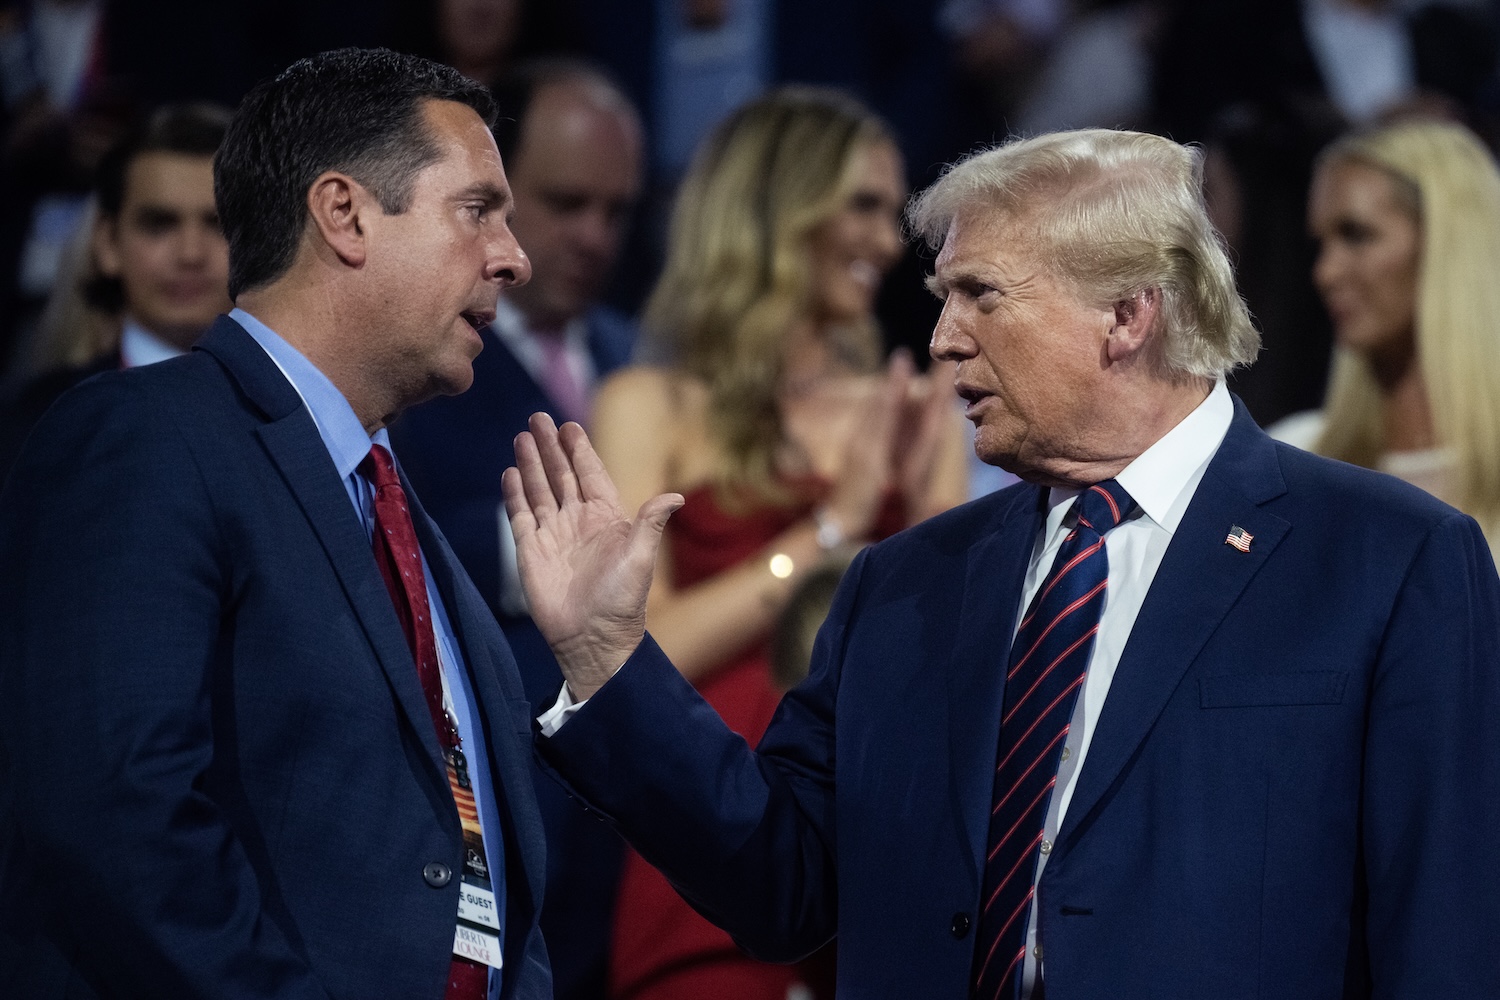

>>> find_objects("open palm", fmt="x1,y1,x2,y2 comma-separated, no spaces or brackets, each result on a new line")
501,414,682,699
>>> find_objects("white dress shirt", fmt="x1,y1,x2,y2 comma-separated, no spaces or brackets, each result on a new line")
538,381,1235,998
1018,379,1232,995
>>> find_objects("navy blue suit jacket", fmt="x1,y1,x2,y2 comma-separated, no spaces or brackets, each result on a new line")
0,317,551,999
391,307,635,1000
540,398,1500,998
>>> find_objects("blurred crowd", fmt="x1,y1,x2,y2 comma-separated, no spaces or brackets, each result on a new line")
4,1,1500,999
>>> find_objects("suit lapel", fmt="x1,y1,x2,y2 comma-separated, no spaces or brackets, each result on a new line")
196,318,449,782
407,485,548,915
1056,400,1291,849
948,484,1047,873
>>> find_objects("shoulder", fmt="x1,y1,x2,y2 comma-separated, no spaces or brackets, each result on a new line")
1249,437,1490,593
595,364,706,422
1272,437,1455,523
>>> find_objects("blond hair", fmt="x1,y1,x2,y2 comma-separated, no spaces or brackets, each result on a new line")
907,128,1259,379
5,199,121,389
1313,120,1500,529
643,87,892,503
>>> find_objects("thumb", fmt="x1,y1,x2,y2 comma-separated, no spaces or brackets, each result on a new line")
626,492,684,563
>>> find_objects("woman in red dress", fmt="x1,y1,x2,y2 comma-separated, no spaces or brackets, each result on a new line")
589,86,969,1000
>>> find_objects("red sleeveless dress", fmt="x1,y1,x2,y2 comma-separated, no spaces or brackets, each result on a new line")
607,481,904,1000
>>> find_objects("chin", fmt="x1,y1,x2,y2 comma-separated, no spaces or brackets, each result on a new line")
434,362,477,397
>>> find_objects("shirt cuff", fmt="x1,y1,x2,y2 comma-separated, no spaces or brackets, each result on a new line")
536,683,585,737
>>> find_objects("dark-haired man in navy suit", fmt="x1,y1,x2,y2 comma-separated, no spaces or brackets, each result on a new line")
389,61,641,1000
0,49,549,999
503,128,1500,999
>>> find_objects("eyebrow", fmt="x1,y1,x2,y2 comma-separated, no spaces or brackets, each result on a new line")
455,182,510,210
926,266,994,298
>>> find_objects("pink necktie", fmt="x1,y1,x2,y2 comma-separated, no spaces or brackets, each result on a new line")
536,333,590,426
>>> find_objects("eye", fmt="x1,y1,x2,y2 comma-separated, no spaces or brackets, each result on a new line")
1334,219,1376,244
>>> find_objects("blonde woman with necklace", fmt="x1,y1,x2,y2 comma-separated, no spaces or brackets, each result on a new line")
589,87,968,1000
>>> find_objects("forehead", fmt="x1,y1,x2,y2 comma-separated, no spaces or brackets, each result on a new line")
122,152,217,206
933,205,1043,277
1309,158,1413,221
512,85,641,186
417,99,508,187
842,137,905,194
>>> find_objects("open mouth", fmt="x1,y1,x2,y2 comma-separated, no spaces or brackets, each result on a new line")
461,311,494,332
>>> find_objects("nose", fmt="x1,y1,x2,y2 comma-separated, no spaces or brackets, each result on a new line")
929,298,975,363
178,221,213,265
875,213,902,268
489,227,532,287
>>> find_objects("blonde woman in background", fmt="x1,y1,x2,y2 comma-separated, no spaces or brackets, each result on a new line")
590,86,968,1000
1276,118,1500,552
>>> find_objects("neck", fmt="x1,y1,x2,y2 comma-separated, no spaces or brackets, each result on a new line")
236,285,393,435
1376,361,1435,452
779,320,849,395
1029,376,1215,489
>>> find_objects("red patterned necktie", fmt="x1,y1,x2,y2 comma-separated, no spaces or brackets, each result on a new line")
361,444,488,1000
972,480,1135,1000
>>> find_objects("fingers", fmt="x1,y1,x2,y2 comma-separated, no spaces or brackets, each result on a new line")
510,426,561,523
558,421,621,508
500,465,535,536
529,412,584,509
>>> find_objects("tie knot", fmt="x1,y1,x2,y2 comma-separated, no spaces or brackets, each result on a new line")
360,443,400,490
1074,478,1135,534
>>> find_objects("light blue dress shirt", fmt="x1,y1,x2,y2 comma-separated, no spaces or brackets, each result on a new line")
231,308,505,996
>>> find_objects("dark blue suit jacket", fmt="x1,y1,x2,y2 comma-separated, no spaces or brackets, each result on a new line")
391,307,635,1000
0,317,551,999
540,398,1500,999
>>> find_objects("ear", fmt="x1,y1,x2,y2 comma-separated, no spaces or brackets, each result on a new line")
305,171,371,269
1105,287,1161,364
94,216,123,278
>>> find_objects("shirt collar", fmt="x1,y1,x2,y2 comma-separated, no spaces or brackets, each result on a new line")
492,296,588,353
229,307,385,479
1045,379,1233,534
119,318,188,368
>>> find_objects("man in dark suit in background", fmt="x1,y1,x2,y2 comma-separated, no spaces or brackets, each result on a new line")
0,48,549,999
391,58,642,1000
503,128,1500,998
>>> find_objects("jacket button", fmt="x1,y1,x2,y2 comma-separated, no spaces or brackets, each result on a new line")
950,912,971,939
423,862,452,888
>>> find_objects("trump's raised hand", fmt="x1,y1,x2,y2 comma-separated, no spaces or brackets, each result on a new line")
501,413,683,699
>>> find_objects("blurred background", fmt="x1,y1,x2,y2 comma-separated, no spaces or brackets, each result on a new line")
3,0,1499,428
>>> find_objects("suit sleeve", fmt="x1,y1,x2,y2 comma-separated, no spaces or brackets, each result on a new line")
534,546,876,963
0,377,332,999
1361,510,1500,996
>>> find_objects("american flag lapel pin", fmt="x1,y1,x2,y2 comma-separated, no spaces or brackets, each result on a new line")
1224,525,1253,552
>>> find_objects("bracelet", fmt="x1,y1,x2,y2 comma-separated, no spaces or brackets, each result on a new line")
813,508,846,551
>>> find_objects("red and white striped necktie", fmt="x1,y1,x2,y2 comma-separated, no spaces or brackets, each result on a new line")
972,479,1135,1000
